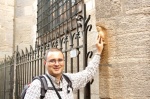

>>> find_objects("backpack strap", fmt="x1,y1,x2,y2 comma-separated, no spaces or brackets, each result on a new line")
33,75,48,99
62,74,73,93
21,84,30,99
45,74,62,99
47,87,62,91
33,74,72,99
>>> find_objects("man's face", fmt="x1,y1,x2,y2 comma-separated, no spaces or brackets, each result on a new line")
45,51,64,77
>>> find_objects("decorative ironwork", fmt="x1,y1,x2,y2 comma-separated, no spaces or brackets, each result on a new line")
37,0,83,46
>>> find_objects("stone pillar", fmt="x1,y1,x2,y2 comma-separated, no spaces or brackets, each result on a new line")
95,0,150,99
14,0,37,51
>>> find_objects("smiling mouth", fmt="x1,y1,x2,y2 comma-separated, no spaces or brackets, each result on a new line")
54,68,60,71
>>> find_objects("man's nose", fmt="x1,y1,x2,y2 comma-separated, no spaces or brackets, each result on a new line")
55,61,59,65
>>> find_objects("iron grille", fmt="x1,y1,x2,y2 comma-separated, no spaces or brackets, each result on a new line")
37,0,83,45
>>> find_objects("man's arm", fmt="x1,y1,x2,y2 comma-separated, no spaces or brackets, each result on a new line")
24,79,41,99
65,54,100,90
66,36,104,90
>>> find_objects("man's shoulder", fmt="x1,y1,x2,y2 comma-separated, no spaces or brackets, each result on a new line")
30,77,42,87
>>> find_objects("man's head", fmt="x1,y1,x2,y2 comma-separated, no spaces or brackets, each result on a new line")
44,48,64,78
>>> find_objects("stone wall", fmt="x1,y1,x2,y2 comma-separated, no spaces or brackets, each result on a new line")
14,0,37,51
0,0,14,61
95,0,150,99
0,0,37,61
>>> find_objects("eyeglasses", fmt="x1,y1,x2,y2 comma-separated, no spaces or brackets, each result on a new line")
46,59,64,64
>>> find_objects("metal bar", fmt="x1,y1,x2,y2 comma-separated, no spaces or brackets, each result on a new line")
34,51,37,76
27,53,29,83
82,4,91,99
37,48,40,75
39,48,42,75
15,63,18,99
22,55,25,91
20,56,22,95
31,52,34,78
69,34,74,74
18,58,20,99
77,33,80,99
16,54,19,99
10,59,14,99
29,52,32,82
25,54,27,85
4,56,6,99
64,38,68,73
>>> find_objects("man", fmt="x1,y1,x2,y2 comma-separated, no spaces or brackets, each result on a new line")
24,35,104,99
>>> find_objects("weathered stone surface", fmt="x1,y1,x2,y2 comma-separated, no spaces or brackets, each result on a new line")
96,0,150,99
95,0,121,18
14,0,37,51
0,0,37,59
0,0,14,61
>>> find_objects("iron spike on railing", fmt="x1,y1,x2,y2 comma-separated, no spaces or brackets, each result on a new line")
76,15,84,31
21,50,25,56
30,45,34,53
57,33,62,50
25,47,29,60
48,35,52,48
84,15,91,28
86,51,93,60
17,51,20,57
35,40,38,48
60,37,64,50
85,25,92,33
52,41,55,48
84,15,92,36
55,33,59,48
69,32,75,47
64,33,69,44
7,55,12,60
25,47,28,53
30,45,34,59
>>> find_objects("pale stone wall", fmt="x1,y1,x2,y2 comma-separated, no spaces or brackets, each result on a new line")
85,0,100,99
95,0,150,99
14,0,37,51
0,0,14,61
0,0,37,60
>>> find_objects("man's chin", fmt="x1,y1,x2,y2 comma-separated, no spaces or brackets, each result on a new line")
53,71,62,75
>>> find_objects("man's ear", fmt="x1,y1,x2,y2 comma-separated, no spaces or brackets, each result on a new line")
44,60,46,65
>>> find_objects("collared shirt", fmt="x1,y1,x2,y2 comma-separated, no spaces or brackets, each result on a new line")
47,73,62,86
24,55,100,99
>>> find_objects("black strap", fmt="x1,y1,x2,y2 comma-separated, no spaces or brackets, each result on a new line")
48,87,62,91
62,74,73,93
33,76,48,99
45,74,62,99
40,77,47,99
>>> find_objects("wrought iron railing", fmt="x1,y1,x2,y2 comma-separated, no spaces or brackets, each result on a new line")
0,56,14,99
